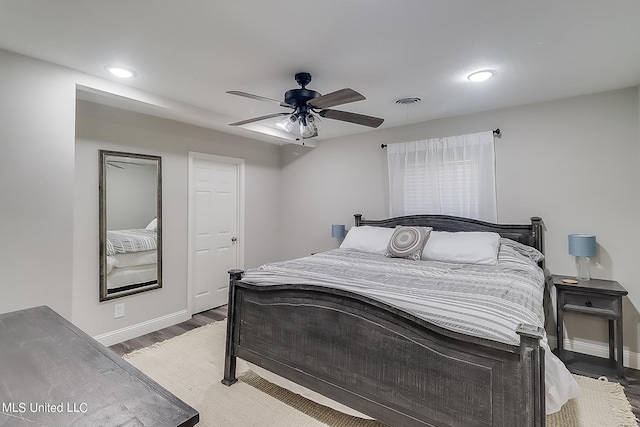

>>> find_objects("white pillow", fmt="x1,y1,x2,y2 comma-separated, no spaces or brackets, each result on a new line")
421,231,501,265
145,218,158,231
106,255,118,274
340,226,395,255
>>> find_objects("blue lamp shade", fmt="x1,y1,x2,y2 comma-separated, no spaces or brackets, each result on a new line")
331,224,346,239
568,234,597,257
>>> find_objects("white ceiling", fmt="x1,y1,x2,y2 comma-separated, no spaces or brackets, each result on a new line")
1,0,639,145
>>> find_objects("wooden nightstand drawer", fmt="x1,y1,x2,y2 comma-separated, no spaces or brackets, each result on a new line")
562,291,620,317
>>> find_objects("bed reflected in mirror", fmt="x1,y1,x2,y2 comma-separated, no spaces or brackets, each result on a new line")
99,150,162,301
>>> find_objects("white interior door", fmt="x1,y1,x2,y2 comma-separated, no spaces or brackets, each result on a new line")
190,155,241,313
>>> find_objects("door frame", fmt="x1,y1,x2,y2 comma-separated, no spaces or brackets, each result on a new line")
187,152,245,316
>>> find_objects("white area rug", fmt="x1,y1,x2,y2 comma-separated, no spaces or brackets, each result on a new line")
123,322,637,427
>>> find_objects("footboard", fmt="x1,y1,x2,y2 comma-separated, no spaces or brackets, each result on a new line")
223,271,545,427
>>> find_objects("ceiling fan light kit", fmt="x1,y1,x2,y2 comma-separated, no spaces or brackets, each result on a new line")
276,114,297,133
275,112,320,139
227,72,383,141
299,113,320,139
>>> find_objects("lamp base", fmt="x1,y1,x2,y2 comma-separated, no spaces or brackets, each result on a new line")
575,256,591,281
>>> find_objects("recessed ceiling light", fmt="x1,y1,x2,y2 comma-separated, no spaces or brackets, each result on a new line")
106,66,135,78
467,70,495,82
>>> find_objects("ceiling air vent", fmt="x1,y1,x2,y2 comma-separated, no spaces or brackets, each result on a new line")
395,97,421,105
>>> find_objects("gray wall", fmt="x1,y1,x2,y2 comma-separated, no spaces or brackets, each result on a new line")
74,100,282,337
0,48,282,340
106,161,157,230
0,49,76,317
280,87,640,367
1,47,638,367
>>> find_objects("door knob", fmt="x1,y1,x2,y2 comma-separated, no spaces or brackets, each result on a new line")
231,237,237,242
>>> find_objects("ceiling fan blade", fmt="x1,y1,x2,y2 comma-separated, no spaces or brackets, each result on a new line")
308,88,365,109
319,109,384,128
226,91,293,108
229,112,290,127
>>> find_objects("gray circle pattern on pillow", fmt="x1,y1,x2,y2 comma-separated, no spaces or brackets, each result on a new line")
386,226,432,260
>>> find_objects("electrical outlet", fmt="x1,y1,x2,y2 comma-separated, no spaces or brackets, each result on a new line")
114,303,125,318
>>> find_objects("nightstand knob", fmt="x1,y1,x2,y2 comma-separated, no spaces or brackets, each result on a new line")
585,300,592,307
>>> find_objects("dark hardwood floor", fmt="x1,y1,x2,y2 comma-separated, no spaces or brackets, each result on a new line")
110,306,640,424
623,371,640,425
108,305,227,356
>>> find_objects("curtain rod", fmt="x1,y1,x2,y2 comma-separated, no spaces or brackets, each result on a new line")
380,128,501,149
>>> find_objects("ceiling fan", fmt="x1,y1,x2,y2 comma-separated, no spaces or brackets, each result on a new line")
227,72,384,140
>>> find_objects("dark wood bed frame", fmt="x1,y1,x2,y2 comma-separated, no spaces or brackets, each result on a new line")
223,214,548,427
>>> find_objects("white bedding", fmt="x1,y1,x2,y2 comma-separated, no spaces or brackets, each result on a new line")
107,250,157,272
107,265,157,289
241,243,579,415
106,229,157,255
107,257,157,290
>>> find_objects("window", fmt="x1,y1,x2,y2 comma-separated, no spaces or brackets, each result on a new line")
403,159,480,217
386,131,496,221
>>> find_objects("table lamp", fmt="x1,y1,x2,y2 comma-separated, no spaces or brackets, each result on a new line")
568,234,596,281
331,224,346,239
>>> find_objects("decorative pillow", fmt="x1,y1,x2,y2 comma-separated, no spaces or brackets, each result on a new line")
340,226,395,255
386,226,432,260
421,231,501,265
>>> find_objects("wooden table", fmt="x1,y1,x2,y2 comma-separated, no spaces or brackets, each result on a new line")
0,306,198,426
554,275,627,380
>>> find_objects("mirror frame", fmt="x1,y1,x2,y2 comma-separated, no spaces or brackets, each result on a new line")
99,150,162,302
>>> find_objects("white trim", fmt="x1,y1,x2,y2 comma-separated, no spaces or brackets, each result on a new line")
547,335,640,371
187,152,245,316
93,309,190,347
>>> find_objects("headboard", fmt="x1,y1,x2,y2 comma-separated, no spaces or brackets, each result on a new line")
354,213,546,267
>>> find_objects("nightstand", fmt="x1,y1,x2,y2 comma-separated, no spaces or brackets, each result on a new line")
553,275,628,380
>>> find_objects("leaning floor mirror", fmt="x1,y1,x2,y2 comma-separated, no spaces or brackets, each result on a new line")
99,150,162,301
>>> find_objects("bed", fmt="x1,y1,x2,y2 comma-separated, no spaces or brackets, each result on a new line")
106,228,158,293
222,214,575,427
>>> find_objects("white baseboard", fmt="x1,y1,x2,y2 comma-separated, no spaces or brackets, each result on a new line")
547,335,640,371
94,309,191,347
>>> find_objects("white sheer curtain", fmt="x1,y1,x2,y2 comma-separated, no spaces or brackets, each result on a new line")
387,131,497,221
